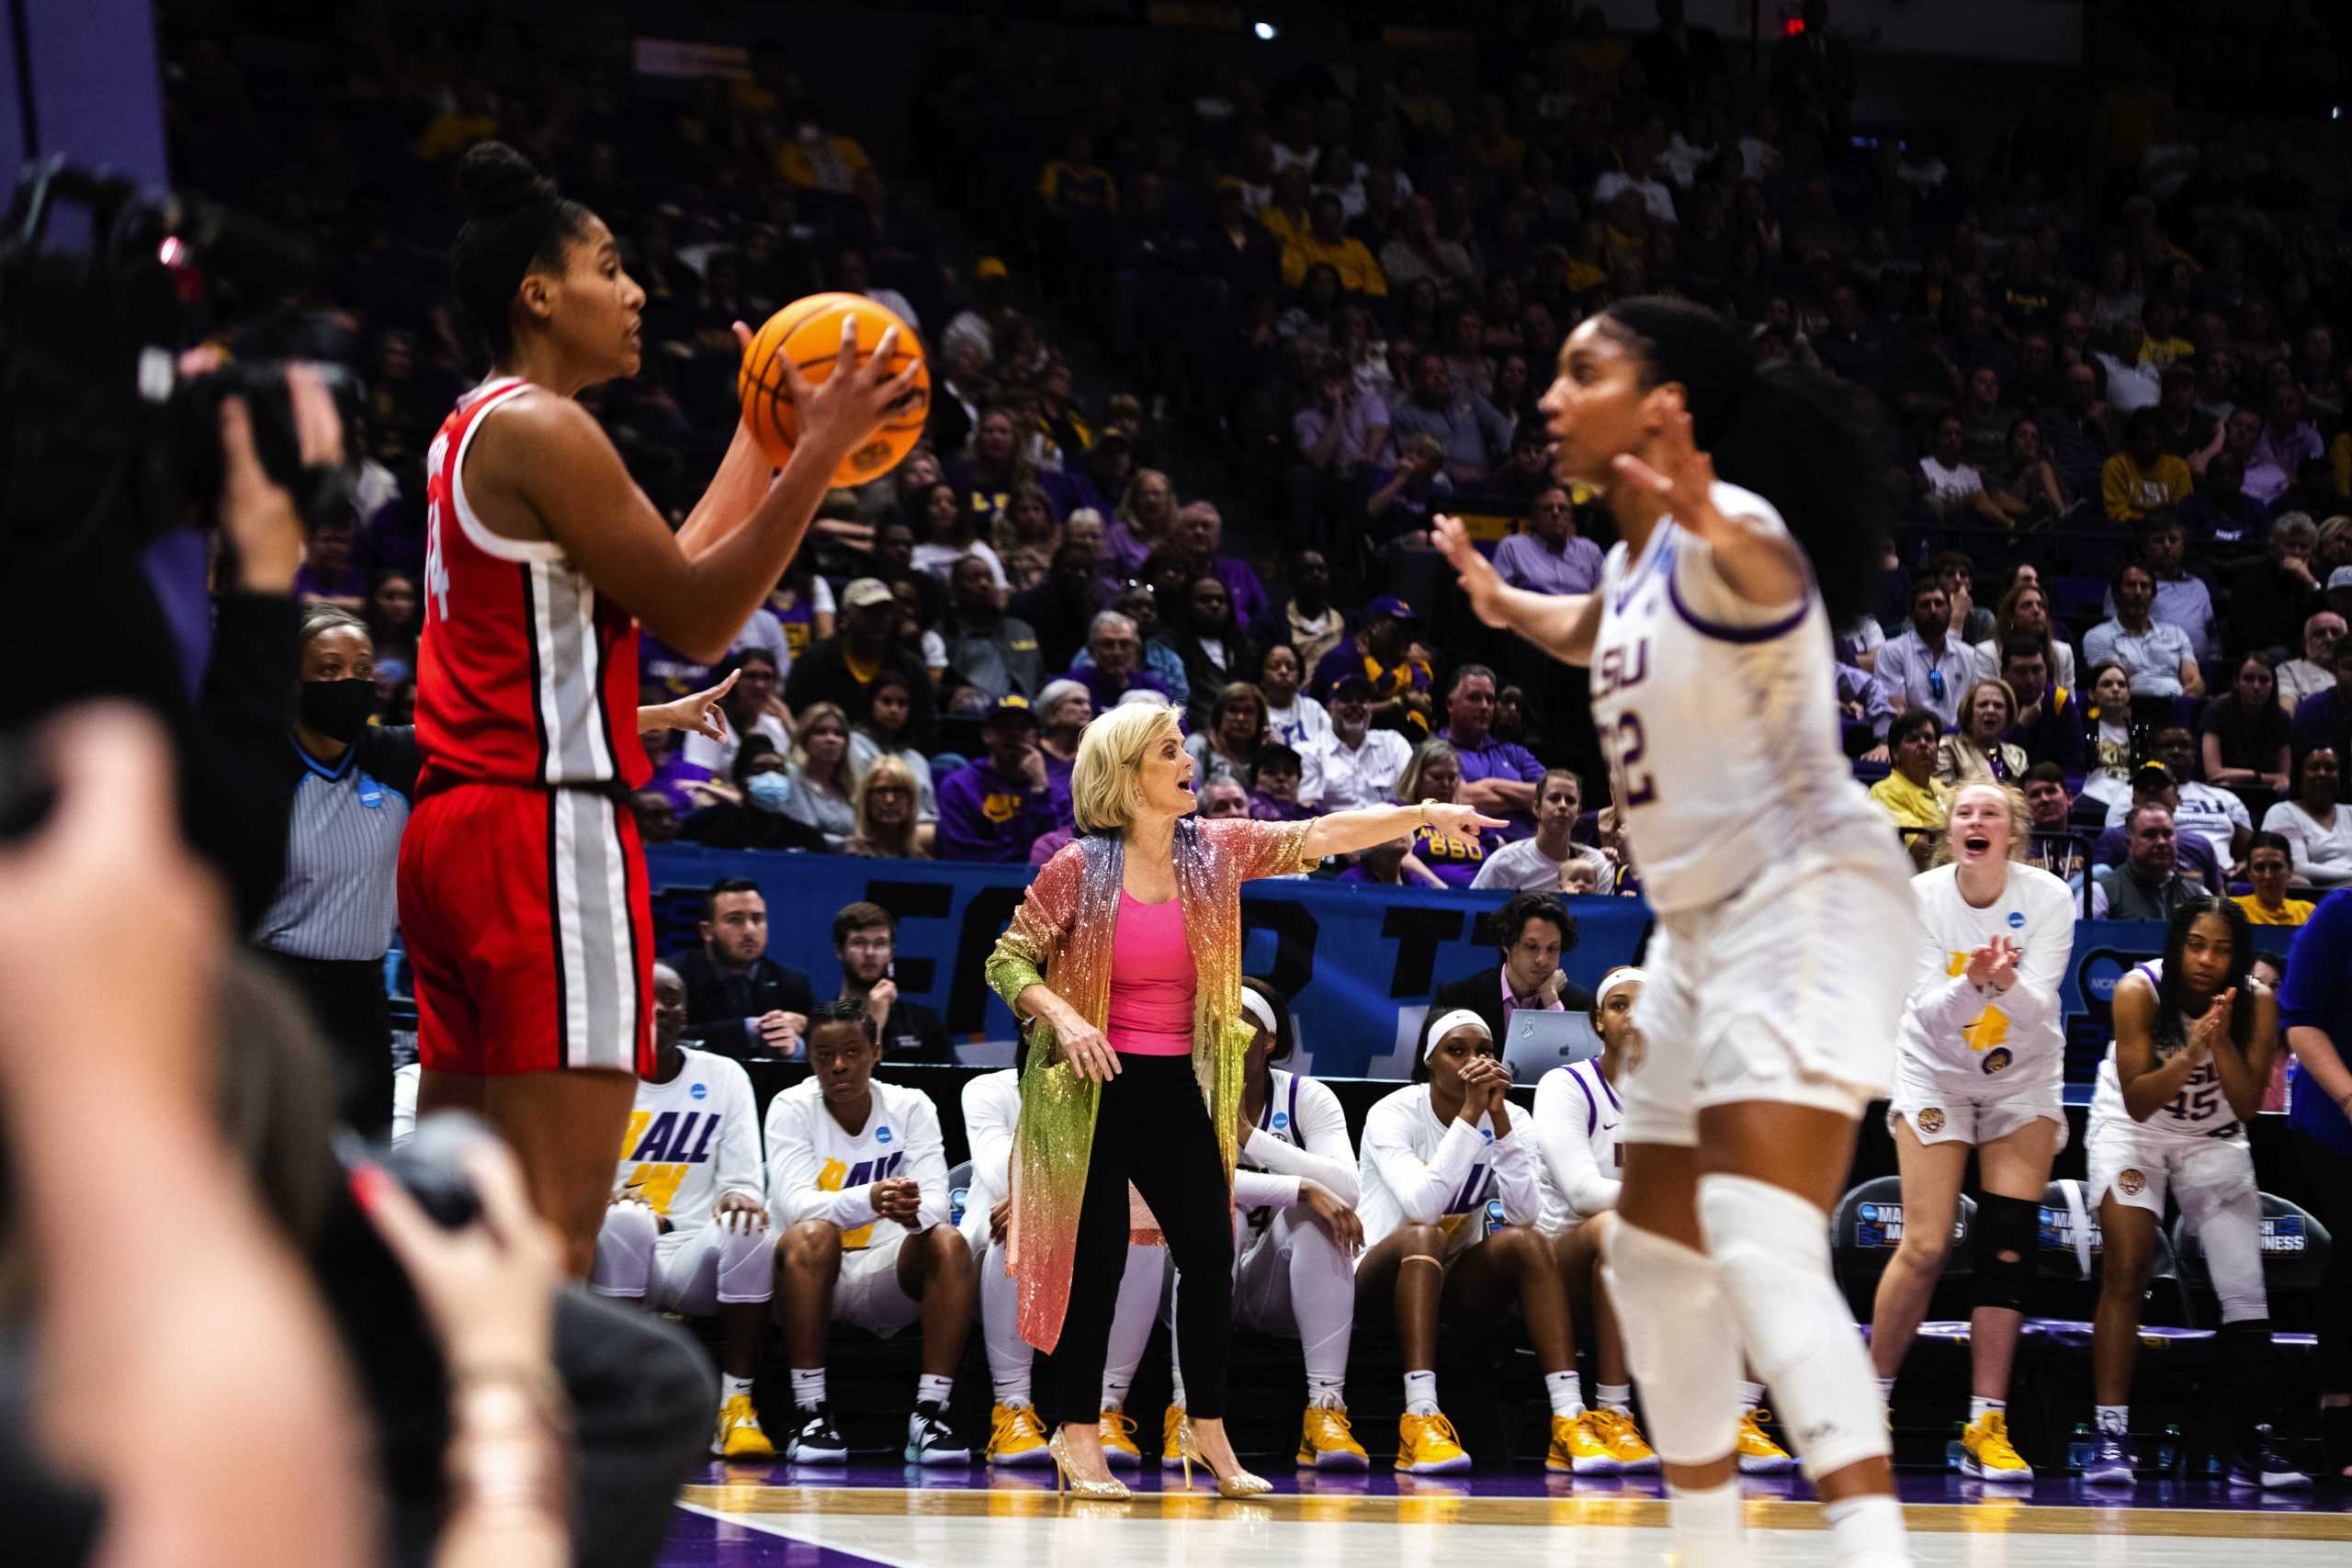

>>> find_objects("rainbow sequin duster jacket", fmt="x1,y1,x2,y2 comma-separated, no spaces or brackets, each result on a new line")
983,816,1317,1351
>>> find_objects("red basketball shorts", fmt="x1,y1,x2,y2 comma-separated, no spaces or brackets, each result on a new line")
397,782,654,1077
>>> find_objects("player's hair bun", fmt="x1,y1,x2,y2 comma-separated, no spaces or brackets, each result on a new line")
458,141,557,220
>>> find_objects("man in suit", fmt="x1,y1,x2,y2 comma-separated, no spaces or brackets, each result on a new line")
1430,889,1593,1047
666,878,817,1060
831,899,954,1065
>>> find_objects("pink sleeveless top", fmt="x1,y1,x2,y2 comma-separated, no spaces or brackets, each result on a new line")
1104,891,1196,1055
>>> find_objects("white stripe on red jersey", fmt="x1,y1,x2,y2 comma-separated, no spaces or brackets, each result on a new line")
416,378,649,794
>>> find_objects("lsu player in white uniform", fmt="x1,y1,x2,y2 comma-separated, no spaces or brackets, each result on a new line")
766,1000,976,1465
589,962,775,1457
960,1059,1168,1468
1356,1010,1588,1474
1437,296,1917,1567
1871,783,2075,1483
1163,977,1371,1470
2082,897,2305,1491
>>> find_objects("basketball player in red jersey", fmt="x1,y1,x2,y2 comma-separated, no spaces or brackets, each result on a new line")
400,141,920,1275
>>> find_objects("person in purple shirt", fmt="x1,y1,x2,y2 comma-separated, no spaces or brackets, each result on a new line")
1066,609,1174,709
934,696,1060,863
292,516,368,606
1174,502,1271,633
2277,891,2352,1477
1436,664,1544,819
2254,382,2326,478
1490,486,1604,597
1248,744,1317,822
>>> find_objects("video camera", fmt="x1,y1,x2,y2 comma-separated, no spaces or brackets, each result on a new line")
0,155,365,563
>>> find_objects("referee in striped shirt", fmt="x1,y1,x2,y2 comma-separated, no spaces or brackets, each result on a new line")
254,604,417,1136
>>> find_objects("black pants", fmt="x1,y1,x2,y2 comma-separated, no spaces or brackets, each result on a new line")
1044,1053,1234,1427
262,950,393,1138
2294,1131,2352,1393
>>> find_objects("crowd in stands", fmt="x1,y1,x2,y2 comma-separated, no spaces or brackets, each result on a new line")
184,6,2352,915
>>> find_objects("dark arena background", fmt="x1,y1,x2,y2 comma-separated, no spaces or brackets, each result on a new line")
4,1,2352,1564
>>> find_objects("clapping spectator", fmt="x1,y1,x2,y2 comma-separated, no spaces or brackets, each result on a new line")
1935,678,2027,785
844,755,935,860
934,695,1058,863
1876,573,1975,728
1186,680,1270,792
2102,410,2194,525
2264,748,2352,889
2202,653,2294,796
2085,559,2202,698
2278,610,2346,715
1493,486,1605,595
846,672,938,821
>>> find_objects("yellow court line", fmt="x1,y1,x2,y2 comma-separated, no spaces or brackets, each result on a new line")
679,1484,2352,1540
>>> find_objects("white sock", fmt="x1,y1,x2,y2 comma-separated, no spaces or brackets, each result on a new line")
916,1372,954,1409
722,1373,756,1401
1545,1370,1586,1419
1102,1369,1134,1414
1736,1380,1766,1416
1970,1395,2005,1424
1877,1376,1896,1404
1169,1359,1189,1412
1404,1370,1440,1418
790,1367,826,1410
1822,1494,1909,1566
1665,1480,1743,1567
1306,1373,1347,1410
1597,1382,1634,1415
2097,1404,2129,1437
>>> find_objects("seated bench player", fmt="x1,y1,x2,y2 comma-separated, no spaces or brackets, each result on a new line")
766,1000,977,1463
589,962,775,1459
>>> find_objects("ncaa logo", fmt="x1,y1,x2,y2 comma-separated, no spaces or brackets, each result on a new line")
1982,1047,2013,1077
1272,1111,1290,1131
2007,911,2026,930
1480,1126,1495,1144
1859,1203,1880,1223
1917,1107,1947,1135
876,1126,893,1145
2118,1168,2146,1197
690,1082,708,1100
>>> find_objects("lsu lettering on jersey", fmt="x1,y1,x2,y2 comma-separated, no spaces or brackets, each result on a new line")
1356,1083,1540,1252
763,1077,950,1251
1532,1059,1623,1234
611,1047,763,1220
1587,480,1883,915
2091,961,2245,1138
416,378,649,795
1894,863,2076,1098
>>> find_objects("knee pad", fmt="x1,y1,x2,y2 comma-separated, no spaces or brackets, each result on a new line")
591,1200,660,1297
717,1220,775,1304
1601,1220,1743,1465
1699,1174,1889,1481
1970,1193,2040,1315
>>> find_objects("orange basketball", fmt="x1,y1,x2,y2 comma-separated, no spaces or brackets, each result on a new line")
738,292,930,485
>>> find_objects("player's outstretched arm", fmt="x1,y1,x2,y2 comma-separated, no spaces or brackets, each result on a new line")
1611,407,1808,608
1431,513,1601,667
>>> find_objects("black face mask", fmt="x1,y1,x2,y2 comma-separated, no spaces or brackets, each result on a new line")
300,677,377,741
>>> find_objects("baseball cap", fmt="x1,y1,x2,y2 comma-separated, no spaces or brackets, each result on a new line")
842,577,896,610
2132,761,2175,791
985,694,1038,726
1365,594,1418,621
1332,673,1375,700
2327,566,2352,591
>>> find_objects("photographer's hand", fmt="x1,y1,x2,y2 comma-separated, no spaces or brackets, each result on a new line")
218,365,343,594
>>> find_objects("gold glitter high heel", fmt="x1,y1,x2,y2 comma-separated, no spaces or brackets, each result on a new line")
1046,1427,1132,1501
1176,1417,1272,1498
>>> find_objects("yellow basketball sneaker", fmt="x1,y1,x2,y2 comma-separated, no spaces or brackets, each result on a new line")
1547,1412,1622,1475
1160,1403,1189,1470
1736,1409,1797,1474
1296,1404,1371,1470
1395,1410,1474,1473
1958,1409,2034,1483
1098,1406,1143,1469
1589,1406,1659,1472
986,1403,1053,1468
712,1393,775,1460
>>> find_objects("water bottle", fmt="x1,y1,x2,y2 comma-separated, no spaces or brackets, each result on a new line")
2068,1423,2093,1472
2156,1422,2183,1477
1944,1421,1965,1470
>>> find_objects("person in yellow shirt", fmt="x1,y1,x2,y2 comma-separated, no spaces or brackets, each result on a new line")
1258,167,1314,252
2102,409,2194,525
1036,132,1118,219
2235,832,2315,925
776,119,874,194
1280,192,1389,297
1870,709,1953,864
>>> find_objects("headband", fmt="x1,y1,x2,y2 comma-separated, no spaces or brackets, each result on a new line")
1239,988,1280,1039
1424,1008,1491,1060
1595,969,1647,1010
